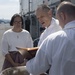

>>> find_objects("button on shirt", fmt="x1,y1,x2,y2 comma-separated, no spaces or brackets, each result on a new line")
26,20,75,75
38,18,62,46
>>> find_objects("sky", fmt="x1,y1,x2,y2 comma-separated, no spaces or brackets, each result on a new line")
0,0,20,20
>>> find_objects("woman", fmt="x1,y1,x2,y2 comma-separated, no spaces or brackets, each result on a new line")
1,14,33,70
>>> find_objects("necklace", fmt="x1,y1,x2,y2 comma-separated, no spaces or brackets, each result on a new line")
16,33,20,38
12,29,22,39
17,35,19,38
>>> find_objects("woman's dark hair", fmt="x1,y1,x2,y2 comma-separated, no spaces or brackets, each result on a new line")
10,14,23,26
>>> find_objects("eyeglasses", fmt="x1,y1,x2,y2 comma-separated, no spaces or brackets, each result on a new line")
14,21,22,24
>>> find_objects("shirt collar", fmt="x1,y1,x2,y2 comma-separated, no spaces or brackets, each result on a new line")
64,20,75,30
46,18,58,30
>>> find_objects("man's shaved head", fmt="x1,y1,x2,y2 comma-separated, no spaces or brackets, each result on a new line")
57,1,75,17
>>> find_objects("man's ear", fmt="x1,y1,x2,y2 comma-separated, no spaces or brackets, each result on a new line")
48,10,52,17
60,12,66,21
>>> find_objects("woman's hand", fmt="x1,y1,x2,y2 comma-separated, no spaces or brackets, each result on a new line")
13,63,21,67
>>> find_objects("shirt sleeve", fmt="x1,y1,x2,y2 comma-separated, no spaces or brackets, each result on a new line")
26,38,51,75
1,33,9,56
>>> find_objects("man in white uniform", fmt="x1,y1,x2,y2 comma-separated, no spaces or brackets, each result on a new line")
25,1,75,75
35,4,61,46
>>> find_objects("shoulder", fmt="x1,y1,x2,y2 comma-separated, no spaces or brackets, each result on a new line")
39,30,67,52
3,29,12,35
52,18,62,29
52,18,59,25
21,29,31,37
45,30,67,43
22,29,30,34
2,29,13,38
52,18,59,22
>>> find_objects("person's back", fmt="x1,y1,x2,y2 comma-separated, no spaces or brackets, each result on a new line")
47,29,75,75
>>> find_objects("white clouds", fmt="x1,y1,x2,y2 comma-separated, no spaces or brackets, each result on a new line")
0,0,19,19
0,6,19,19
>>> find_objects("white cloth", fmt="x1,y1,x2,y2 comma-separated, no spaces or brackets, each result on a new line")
26,20,75,75
38,18,62,46
1,29,33,56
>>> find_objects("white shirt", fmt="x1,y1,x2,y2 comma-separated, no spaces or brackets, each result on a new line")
38,18,61,46
26,20,75,75
1,29,33,56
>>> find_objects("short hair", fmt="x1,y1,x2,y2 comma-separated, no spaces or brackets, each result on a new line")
10,14,23,26
36,4,50,13
57,1,75,17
